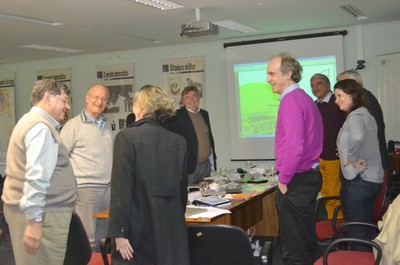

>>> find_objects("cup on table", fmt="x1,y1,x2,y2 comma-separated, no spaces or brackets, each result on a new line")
270,164,278,182
245,161,253,172
219,167,227,177
198,181,209,193
270,164,276,175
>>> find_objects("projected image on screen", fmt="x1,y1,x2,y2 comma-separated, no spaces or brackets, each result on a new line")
226,34,344,160
235,62,279,138
235,56,336,139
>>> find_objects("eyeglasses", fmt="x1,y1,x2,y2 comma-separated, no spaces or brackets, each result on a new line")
89,94,109,103
54,95,69,104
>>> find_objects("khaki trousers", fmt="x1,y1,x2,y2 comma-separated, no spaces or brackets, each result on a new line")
4,205,72,265
319,158,342,219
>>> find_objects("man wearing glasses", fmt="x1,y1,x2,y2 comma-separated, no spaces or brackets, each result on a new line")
2,79,77,264
60,83,113,252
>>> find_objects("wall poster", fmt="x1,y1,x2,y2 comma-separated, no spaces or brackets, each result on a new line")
96,64,135,136
162,57,205,109
36,68,72,124
0,73,16,166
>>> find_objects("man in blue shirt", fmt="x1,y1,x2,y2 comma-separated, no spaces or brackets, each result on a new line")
2,79,77,265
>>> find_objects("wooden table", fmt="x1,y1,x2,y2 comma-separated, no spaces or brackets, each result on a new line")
93,186,279,237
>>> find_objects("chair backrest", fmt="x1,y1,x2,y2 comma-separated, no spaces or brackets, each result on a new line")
64,212,92,265
188,224,254,265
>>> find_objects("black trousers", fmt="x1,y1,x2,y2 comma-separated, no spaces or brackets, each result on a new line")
275,169,322,265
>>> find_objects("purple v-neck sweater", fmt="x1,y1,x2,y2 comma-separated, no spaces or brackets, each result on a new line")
275,88,323,185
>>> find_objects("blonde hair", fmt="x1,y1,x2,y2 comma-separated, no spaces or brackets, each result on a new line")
133,85,176,122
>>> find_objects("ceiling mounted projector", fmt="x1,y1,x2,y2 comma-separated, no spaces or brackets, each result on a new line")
181,21,219,37
180,7,219,37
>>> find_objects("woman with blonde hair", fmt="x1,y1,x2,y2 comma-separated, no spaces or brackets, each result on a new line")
108,85,190,265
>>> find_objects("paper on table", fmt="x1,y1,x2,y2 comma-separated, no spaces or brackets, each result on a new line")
185,205,231,219
241,182,277,193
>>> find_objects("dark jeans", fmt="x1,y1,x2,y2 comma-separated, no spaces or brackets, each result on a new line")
276,169,322,265
340,173,382,251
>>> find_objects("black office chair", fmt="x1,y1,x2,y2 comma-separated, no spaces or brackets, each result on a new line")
98,237,113,265
188,224,267,265
64,212,92,265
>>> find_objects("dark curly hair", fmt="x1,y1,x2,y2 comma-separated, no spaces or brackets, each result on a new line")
333,79,369,113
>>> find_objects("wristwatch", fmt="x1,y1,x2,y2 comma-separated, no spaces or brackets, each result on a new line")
31,215,43,223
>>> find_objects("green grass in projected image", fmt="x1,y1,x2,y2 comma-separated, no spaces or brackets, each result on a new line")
239,82,279,138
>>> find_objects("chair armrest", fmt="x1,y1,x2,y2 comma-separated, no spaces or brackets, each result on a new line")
333,222,379,240
100,237,113,265
331,205,343,230
315,196,341,221
323,238,382,265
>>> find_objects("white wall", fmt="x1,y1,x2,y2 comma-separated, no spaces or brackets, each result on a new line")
1,20,400,175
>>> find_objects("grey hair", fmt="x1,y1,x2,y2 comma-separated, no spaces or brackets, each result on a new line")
310,73,330,86
276,52,303,83
336,69,363,86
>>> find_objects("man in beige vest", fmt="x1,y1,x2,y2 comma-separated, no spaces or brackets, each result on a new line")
1,79,77,265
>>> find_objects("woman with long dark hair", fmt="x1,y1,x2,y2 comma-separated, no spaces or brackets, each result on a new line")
335,79,383,250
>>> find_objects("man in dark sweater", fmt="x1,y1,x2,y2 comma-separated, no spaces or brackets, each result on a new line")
311,73,346,218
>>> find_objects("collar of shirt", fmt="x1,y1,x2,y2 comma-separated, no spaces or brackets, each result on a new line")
279,84,300,101
83,109,106,129
186,107,200,114
31,106,61,131
318,91,332,103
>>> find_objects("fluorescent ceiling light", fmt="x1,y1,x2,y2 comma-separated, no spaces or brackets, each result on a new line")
20,44,83,53
213,20,259,33
116,33,162,43
340,5,368,20
129,0,184,10
0,12,62,26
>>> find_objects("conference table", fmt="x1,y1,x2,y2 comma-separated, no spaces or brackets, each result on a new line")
93,184,279,237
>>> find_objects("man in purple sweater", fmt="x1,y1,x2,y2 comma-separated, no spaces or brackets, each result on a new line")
267,53,323,265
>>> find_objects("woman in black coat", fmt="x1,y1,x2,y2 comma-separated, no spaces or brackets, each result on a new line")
107,85,190,265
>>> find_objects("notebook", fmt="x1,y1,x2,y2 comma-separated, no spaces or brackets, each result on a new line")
185,206,208,217
193,196,232,207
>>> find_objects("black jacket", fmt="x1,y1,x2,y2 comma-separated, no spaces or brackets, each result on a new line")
365,88,391,170
166,107,217,174
108,118,190,265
